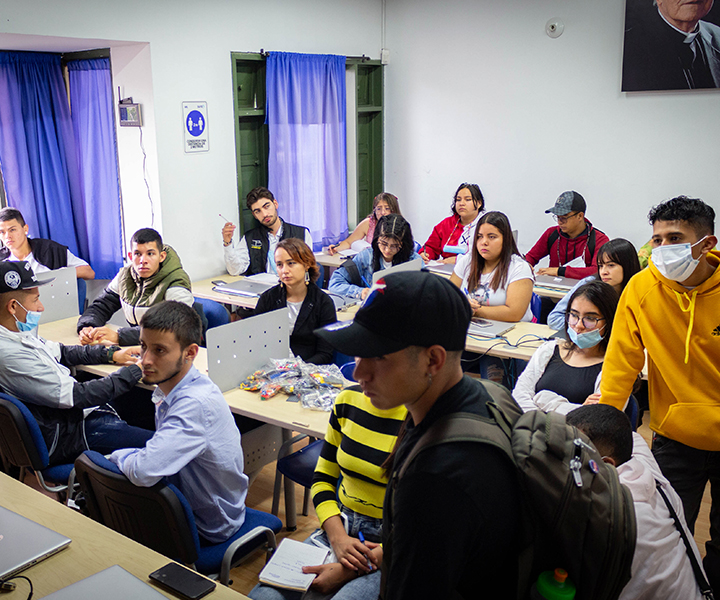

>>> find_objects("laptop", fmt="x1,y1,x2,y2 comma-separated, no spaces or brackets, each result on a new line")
42,565,167,600
534,274,579,291
467,318,516,339
372,257,423,284
0,505,71,579
212,275,276,298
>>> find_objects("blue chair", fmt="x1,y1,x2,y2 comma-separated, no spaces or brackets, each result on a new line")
339,361,356,382
75,451,281,585
194,297,230,330
625,395,639,432
0,393,75,497
530,292,542,322
77,278,87,314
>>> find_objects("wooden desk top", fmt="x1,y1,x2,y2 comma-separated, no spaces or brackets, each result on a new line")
465,321,555,360
0,473,248,599
314,252,345,268
193,275,258,309
532,284,568,300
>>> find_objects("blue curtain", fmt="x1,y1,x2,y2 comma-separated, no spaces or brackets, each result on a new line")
266,52,348,250
67,58,123,279
0,52,84,257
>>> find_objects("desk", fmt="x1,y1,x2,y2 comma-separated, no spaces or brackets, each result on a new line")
532,284,569,300
0,472,248,599
465,322,555,360
193,275,258,309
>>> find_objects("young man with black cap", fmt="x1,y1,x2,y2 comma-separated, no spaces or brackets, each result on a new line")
525,190,609,280
0,262,153,466
315,271,520,600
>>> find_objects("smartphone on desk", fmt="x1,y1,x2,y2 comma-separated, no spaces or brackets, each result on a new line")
149,562,216,600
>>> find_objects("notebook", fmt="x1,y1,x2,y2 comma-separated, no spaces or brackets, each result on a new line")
42,565,167,600
0,505,71,579
258,538,329,592
467,318,516,339
534,274,580,291
212,274,276,298
372,257,424,284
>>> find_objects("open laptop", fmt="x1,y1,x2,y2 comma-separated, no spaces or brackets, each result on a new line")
0,505,71,579
467,318,516,339
372,257,423,284
534,274,580,291
42,565,167,600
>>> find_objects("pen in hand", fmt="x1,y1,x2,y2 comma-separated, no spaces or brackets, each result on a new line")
358,532,373,571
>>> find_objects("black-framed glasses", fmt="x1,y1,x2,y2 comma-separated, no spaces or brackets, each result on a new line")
553,212,579,224
378,239,401,252
567,311,604,330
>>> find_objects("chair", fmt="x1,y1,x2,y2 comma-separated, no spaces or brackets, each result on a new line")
625,395,639,432
194,297,230,330
77,278,87,313
530,292,542,323
74,451,281,585
339,361,356,382
0,393,75,497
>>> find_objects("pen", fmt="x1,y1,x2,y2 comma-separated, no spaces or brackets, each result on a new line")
219,213,231,222
360,274,371,288
358,532,372,571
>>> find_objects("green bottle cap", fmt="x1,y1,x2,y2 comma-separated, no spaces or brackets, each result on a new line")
536,568,576,600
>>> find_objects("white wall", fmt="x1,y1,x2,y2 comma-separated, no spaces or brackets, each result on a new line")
384,0,720,258
1,0,382,278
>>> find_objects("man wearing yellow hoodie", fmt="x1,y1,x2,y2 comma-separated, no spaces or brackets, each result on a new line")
600,195,720,591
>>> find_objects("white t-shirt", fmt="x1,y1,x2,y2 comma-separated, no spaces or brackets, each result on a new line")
287,300,303,332
454,253,534,322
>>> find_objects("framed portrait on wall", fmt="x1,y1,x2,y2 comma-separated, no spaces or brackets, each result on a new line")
622,0,720,91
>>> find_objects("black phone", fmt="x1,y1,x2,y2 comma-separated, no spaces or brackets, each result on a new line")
211,279,226,286
149,562,216,600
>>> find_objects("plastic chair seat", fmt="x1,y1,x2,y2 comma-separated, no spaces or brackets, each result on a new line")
277,440,323,489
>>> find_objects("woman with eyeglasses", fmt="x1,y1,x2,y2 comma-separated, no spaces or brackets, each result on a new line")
513,280,620,414
327,192,401,255
547,238,642,330
329,214,419,300
420,183,485,264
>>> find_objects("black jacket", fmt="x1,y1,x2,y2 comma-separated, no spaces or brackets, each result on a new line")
254,282,337,365
0,237,68,269
243,220,308,276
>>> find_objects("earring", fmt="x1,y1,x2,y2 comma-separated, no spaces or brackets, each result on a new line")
305,271,310,285
427,373,433,386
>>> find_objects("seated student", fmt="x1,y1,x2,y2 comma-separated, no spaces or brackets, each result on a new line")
547,238,641,330
77,228,193,347
328,214,420,300
328,192,400,255
566,405,707,600
0,262,153,466
253,239,337,365
420,182,484,264
109,301,248,543
222,187,313,276
0,207,95,280
525,191,610,280
249,387,406,600
513,280,619,414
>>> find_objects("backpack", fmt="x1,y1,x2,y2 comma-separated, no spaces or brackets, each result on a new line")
340,256,364,288
393,380,636,600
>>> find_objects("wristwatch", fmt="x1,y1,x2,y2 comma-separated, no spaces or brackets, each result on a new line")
106,345,122,364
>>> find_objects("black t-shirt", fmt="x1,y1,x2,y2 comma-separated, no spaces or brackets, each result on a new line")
535,345,602,405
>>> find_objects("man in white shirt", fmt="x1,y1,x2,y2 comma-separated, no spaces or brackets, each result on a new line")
221,187,313,277
109,300,248,543
0,207,95,280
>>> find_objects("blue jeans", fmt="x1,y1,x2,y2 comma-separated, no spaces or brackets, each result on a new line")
83,409,154,455
652,433,720,592
249,506,382,600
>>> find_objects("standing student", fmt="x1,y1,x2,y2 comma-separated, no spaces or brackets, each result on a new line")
420,183,484,264
599,195,720,591
328,192,400,255
328,214,420,300
513,281,619,414
547,238,641,330
253,239,337,365
0,207,95,280
525,190,609,280
222,187,313,276
315,271,521,600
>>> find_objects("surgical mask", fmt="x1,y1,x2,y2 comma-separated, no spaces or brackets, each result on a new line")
13,300,42,333
651,236,707,282
567,326,604,349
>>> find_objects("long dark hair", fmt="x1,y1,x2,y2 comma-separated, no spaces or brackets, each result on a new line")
467,211,520,292
451,183,485,218
563,280,619,355
596,238,641,291
372,214,414,272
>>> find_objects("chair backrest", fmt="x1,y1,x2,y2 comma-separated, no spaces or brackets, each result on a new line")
339,361,356,382
0,393,49,471
74,451,200,565
530,292,542,322
194,297,230,330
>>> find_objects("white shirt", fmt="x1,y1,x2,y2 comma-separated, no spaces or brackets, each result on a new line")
454,253,534,322
287,300,302,332
223,222,314,276
6,249,89,274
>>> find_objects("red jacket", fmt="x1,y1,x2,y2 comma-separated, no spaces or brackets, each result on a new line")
525,220,609,279
422,215,468,260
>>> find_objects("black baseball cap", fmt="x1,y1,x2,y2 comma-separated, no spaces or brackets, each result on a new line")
545,191,586,216
315,271,472,358
0,261,54,294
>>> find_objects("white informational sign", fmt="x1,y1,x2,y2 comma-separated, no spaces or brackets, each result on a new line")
183,101,209,153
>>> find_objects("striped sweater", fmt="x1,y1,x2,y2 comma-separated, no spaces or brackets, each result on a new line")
311,387,407,525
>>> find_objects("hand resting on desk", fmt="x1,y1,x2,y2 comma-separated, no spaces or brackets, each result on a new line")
79,325,119,346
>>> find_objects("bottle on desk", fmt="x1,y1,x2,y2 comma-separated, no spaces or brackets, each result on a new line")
530,568,576,600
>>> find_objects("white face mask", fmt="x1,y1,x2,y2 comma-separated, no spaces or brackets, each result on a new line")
651,236,707,282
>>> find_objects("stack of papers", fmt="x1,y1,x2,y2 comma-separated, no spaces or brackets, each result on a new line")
258,538,329,592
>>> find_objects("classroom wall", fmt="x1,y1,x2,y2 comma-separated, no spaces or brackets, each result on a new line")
0,0,382,278
384,0,720,258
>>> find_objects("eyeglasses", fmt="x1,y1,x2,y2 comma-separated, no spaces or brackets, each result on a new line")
378,239,401,252
553,212,579,224
374,206,392,216
567,311,605,330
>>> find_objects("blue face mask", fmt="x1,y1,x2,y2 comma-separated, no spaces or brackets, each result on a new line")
567,326,604,349
13,300,42,333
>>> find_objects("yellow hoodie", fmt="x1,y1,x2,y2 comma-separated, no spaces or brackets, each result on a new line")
600,250,720,451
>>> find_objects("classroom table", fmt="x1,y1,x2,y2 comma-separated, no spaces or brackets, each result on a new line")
465,321,556,360
0,472,249,599
193,275,258,310
532,283,571,300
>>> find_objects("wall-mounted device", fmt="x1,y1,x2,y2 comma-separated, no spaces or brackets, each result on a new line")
119,95,142,127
